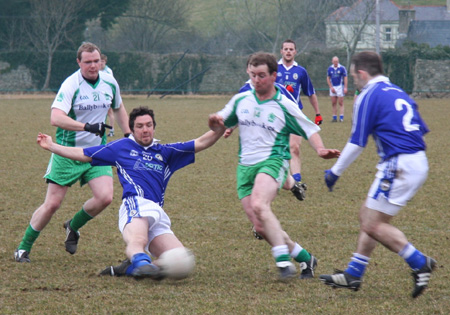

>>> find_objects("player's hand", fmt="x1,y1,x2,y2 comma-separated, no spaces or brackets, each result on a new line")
315,114,323,125
37,132,53,150
286,85,294,93
324,169,339,192
84,122,112,137
224,128,234,139
208,114,225,131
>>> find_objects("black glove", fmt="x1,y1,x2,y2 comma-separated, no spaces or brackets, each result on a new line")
84,122,112,137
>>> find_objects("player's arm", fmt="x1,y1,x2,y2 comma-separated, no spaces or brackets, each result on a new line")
324,142,364,191
307,132,340,159
51,108,112,136
113,102,132,135
308,93,321,114
37,133,92,163
194,116,226,153
344,76,348,94
326,76,333,92
50,108,86,131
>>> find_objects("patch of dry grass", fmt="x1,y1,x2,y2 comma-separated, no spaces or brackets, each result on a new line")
0,96,448,314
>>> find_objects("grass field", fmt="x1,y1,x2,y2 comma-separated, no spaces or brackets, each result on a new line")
0,95,449,314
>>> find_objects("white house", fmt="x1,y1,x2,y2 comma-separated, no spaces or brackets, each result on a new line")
325,0,450,52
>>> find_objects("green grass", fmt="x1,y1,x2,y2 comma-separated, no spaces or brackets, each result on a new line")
0,95,449,314
394,0,446,6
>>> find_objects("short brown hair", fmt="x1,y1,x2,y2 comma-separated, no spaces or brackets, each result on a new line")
248,52,278,74
351,51,384,76
281,39,296,49
77,42,101,61
129,106,156,132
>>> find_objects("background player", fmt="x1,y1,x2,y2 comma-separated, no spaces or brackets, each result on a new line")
100,53,116,137
327,56,348,122
14,42,131,263
320,51,435,298
276,39,322,187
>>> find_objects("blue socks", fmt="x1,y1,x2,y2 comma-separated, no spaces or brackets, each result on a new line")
399,243,426,270
127,253,152,275
292,173,302,182
343,244,426,279
345,253,370,278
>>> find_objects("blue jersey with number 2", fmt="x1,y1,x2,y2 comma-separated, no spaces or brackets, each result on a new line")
351,76,429,161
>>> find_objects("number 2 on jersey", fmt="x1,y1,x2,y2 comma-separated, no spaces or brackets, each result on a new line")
395,99,420,132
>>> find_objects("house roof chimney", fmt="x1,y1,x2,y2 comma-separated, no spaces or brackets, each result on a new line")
398,8,416,39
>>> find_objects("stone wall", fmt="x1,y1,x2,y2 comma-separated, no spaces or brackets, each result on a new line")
412,59,450,98
0,61,35,91
1,56,449,97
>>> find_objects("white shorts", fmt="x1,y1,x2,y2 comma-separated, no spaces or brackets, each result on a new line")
366,151,428,216
330,85,344,97
118,196,174,244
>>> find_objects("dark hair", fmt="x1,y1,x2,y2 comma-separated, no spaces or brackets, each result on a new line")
77,42,101,60
129,106,156,132
281,39,296,49
248,52,278,74
351,51,384,76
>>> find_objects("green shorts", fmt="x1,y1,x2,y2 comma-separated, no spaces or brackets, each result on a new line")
236,158,289,199
44,153,112,187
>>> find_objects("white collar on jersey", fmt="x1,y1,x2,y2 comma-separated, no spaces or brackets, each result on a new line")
332,63,343,69
366,75,390,87
278,58,298,70
128,134,160,149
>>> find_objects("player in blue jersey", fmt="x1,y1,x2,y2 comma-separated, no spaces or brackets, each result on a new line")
276,39,322,187
320,51,436,298
35,106,225,278
327,56,348,122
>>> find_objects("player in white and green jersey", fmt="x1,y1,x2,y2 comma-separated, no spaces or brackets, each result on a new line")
14,42,132,263
209,52,340,280
52,66,121,148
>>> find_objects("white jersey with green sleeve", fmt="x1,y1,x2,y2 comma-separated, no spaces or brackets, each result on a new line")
52,70,122,148
217,88,320,166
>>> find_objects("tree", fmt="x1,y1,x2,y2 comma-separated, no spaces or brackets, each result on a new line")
325,0,376,67
26,0,88,90
0,0,30,50
109,0,191,52
218,0,354,55
22,0,131,90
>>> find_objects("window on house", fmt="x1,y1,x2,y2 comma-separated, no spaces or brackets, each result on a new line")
385,27,392,41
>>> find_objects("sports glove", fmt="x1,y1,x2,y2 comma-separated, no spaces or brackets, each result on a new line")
324,169,339,192
286,85,294,93
84,122,112,137
315,114,323,125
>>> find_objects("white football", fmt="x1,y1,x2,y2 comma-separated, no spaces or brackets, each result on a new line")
158,247,195,280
